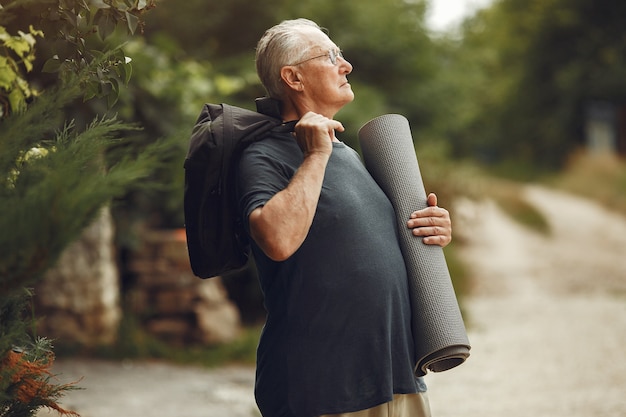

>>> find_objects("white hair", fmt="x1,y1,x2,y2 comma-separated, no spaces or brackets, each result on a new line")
255,18,325,100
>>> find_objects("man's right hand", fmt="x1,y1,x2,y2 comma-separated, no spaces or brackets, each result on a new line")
294,111,344,157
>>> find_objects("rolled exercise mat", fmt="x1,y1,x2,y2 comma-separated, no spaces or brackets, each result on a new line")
358,114,470,376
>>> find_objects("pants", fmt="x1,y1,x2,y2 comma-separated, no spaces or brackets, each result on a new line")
320,392,432,417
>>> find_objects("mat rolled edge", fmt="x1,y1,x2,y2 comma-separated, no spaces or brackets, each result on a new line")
358,114,470,376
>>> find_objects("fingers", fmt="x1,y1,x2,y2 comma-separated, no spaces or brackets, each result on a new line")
420,230,452,247
407,203,452,248
295,112,344,136
426,192,438,207
407,208,451,235
408,205,449,222
294,112,343,156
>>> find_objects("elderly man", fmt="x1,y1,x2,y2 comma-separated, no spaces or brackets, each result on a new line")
237,18,452,417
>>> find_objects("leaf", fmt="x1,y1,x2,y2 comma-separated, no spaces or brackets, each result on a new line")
23,56,34,72
83,82,99,101
114,60,126,83
4,37,31,58
0,57,18,89
114,0,129,11
111,47,126,62
125,11,139,35
123,61,132,84
17,31,37,48
107,83,120,107
88,0,111,9
42,57,62,74
28,26,44,38
7,88,26,114
110,77,120,95
89,49,104,59
94,9,117,39
61,9,79,29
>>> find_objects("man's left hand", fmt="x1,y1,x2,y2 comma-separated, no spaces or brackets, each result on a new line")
407,193,452,247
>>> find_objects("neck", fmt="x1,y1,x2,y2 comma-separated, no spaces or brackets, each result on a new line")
280,94,337,121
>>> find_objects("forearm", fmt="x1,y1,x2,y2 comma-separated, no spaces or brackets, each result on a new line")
249,151,330,261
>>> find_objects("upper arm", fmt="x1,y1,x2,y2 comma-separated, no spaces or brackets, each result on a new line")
247,203,301,262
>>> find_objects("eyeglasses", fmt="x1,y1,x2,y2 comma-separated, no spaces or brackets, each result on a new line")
291,48,344,66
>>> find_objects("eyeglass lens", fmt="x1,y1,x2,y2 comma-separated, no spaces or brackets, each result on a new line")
329,49,343,65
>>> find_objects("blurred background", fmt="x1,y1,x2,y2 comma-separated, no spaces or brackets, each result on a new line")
1,0,626,415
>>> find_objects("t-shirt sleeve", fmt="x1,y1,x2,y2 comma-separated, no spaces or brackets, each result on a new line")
236,141,298,231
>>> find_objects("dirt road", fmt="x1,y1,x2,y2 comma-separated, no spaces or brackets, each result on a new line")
41,185,626,417
427,185,626,417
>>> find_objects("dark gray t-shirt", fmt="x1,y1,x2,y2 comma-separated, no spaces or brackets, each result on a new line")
237,133,424,417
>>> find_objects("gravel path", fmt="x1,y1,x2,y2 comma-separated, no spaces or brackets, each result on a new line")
41,185,626,417
37,361,259,417
427,185,626,417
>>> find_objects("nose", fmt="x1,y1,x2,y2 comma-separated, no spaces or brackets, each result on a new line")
339,56,352,74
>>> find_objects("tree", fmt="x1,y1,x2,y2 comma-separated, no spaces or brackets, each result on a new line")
142,0,438,146
437,0,626,172
1,1,160,414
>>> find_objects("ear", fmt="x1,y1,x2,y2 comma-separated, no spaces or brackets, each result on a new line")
280,66,304,92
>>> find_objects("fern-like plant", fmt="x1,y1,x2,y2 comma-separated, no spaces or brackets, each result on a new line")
1,1,162,415
0,290,79,416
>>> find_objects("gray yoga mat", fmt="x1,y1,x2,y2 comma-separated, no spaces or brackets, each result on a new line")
358,114,470,377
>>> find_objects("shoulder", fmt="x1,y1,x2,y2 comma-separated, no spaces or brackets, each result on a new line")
242,132,301,161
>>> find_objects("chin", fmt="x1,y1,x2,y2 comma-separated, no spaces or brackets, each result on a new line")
341,86,355,101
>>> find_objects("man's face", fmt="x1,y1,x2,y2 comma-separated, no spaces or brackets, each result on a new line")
289,29,354,117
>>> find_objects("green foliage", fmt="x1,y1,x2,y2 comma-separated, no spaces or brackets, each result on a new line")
118,37,219,130
0,0,164,292
0,0,155,113
0,25,43,115
55,310,263,368
0,289,33,359
442,242,470,306
0,1,168,414
109,37,225,231
117,0,429,231
0,75,167,297
143,0,278,61
492,181,551,235
436,0,626,171
550,151,626,216
142,0,437,131
170,325,262,367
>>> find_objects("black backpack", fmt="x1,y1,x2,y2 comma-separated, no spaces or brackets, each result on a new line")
183,97,295,278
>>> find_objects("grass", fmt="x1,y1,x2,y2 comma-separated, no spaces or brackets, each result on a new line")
55,313,262,368
443,241,471,318
166,325,261,367
548,150,626,217
474,151,626,235
489,178,551,235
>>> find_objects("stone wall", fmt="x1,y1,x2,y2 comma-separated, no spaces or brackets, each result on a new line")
35,208,121,347
126,229,242,346
35,211,242,348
